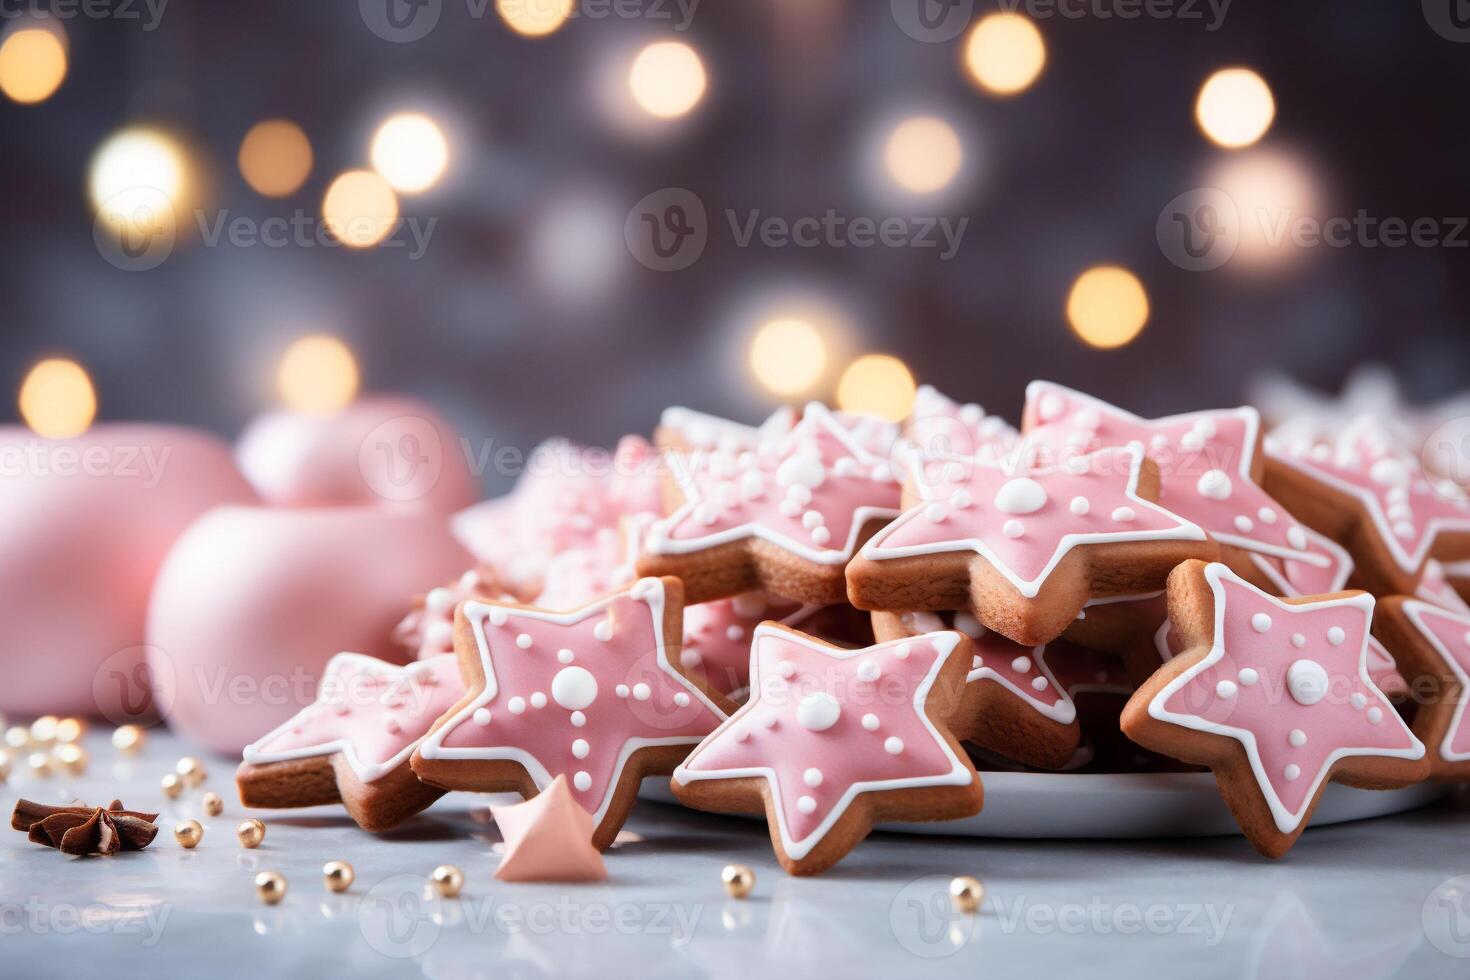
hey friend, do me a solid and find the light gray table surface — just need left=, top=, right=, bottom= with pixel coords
left=4, top=728, right=1470, bottom=979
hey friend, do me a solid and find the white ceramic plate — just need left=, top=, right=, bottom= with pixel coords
left=639, top=772, right=1449, bottom=839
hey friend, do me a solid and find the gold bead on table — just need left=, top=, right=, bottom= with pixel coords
left=721, top=864, right=755, bottom=899
left=54, top=743, right=88, bottom=776
left=55, top=717, right=85, bottom=744
left=176, top=756, right=207, bottom=788
left=27, top=751, right=53, bottom=778
left=112, top=725, right=145, bottom=755
left=29, top=716, right=59, bottom=747
left=174, top=820, right=203, bottom=849
left=255, top=871, right=287, bottom=905
left=161, top=773, right=183, bottom=799
left=323, top=861, right=355, bottom=893
left=237, top=818, right=266, bottom=849
left=429, top=865, right=464, bottom=898
left=948, top=875, right=984, bottom=914
left=202, top=791, right=224, bottom=817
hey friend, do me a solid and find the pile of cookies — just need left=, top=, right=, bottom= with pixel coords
left=235, top=381, right=1470, bottom=874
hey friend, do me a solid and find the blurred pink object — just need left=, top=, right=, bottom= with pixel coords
left=453, top=436, right=663, bottom=598
left=0, top=425, right=256, bottom=719
left=236, top=395, right=477, bottom=513
left=147, top=505, right=472, bottom=754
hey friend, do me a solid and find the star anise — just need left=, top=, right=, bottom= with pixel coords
left=11, top=799, right=160, bottom=856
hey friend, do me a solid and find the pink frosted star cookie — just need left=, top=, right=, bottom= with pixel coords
left=394, top=568, right=507, bottom=661
left=1374, top=597, right=1470, bottom=780
left=671, top=624, right=982, bottom=875
left=638, top=403, right=902, bottom=604
left=237, top=653, right=465, bottom=831
left=846, top=443, right=1216, bottom=645
left=1022, top=381, right=1354, bottom=598
left=870, top=609, right=1080, bottom=769
left=410, top=577, right=729, bottom=848
left=1265, top=418, right=1470, bottom=596
left=1121, top=561, right=1428, bottom=857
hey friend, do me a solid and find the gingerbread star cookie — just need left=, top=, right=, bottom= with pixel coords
left=1265, top=418, right=1470, bottom=596
left=1373, top=597, right=1470, bottom=780
left=847, top=443, right=1216, bottom=645
left=1022, top=381, right=1354, bottom=598
left=638, top=403, right=902, bottom=604
left=671, top=624, right=981, bottom=875
left=238, top=653, right=465, bottom=831
left=1122, top=561, right=1428, bottom=857
left=411, top=577, right=729, bottom=848
left=870, top=609, right=1079, bottom=769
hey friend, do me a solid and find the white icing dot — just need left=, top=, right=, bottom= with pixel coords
left=571, top=738, right=590, bottom=759
left=733, top=727, right=749, bottom=742
left=1394, top=521, right=1415, bottom=540
left=427, top=621, right=454, bottom=650
left=802, top=510, right=824, bottom=529
left=1030, top=676, right=1048, bottom=692
left=1287, top=660, right=1329, bottom=706
left=725, top=625, right=745, bottom=642
left=796, top=692, right=841, bottom=732
left=884, top=737, right=904, bottom=755
left=515, top=633, right=533, bottom=650
left=1326, top=626, right=1346, bottom=646
left=857, top=661, right=882, bottom=682
left=1238, top=668, right=1259, bottom=686
left=1003, top=519, right=1025, bottom=538
left=1038, top=393, right=1065, bottom=422
left=1291, top=633, right=1306, bottom=648
left=1011, top=656, right=1032, bottom=674
left=1112, top=507, right=1136, bottom=523
left=778, top=661, right=796, bottom=678
left=1284, top=764, right=1301, bottom=782
left=1289, top=729, right=1307, bottom=748
left=797, top=795, right=817, bottom=815
left=1350, top=692, right=1367, bottom=710
left=1070, top=496, right=1090, bottom=516
left=570, top=711, right=587, bottom=727
left=1370, top=457, right=1409, bottom=487
left=488, top=608, right=508, bottom=626
left=674, top=692, right=690, bottom=707
left=803, top=768, right=823, bottom=787
left=811, top=526, right=832, bottom=546
left=573, top=771, right=592, bottom=792
left=995, top=478, right=1048, bottom=515
left=1216, top=680, right=1238, bottom=700
left=426, top=587, right=455, bottom=614
left=594, top=619, right=614, bottom=642
left=1180, top=431, right=1205, bottom=452
left=632, top=683, right=652, bottom=701
left=925, top=503, right=947, bottom=523
left=1234, top=515, right=1254, bottom=533
left=615, top=684, right=629, bottom=698
left=508, top=696, right=527, bottom=714
left=557, top=648, right=574, bottom=664
left=861, top=713, right=880, bottom=731
left=695, top=504, right=719, bottom=526
left=473, top=707, right=492, bottom=726
left=895, top=643, right=911, bottom=660
left=1251, top=613, right=1272, bottom=633
left=778, top=499, right=801, bottom=518
left=551, top=666, right=599, bottom=711
left=530, top=692, right=547, bottom=709
left=1367, top=706, right=1384, bottom=724
left=950, top=489, right=973, bottom=509
left=1257, top=507, right=1277, bottom=524
left=1286, top=526, right=1308, bottom=551
left=1196, top=469, right=1232, bottom=500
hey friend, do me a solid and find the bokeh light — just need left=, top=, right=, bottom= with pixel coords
left=321, top=170, right=400, bottom=248
left=963, top=13, right=1045, bottom=97
left=0, top=27, right=67, bottom=104
left=1066, top=266, right=1149, bottom=349
left=88, top=128, right=189, bottom=240
left=627, top=41, right=707, bottom=119
left=749, top=319, right=827, bottom=396
left=1204, top=149, right=1320, bottom=270
left=19, top=359, right=97, bottom=438
left=1195, top=68, right=1275, bottom=149
left=238, top=119, right=313, bottom=197
left=370, top=113, right=449, bottom=193
left=837, top=354, right=917, bottom=421
left=884, top=116, right=963, bottom=194
left=276, top=335, right=360, bottom=415
left=497, top=0, right=573, bottom=37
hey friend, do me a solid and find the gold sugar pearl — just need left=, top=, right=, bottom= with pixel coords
left=175, top=756, right=207, bottom=788
left=255, top=871, right=287, bottom=905
left=949, top=875, right=984, bottom=914
left=29, top=716, right=59, bottom=746
left=27, top=752, right=53, bottom=778
left=54, top=743, right=88, bottom=776
left=202, top=791, right=224, bottom=817
left=161, top=773, right=183, bottom=799
left=429, top=865, right=464, bottom=898
left=55, top=717, right=85, bottom=744
left=237, top=818, right=266, bottom=849
left=174, top=820, right=203, bottom=849
left=721, top=864, right=755, bottom=899
left=323, top=861, right=355, bottom=893
left=112, top=725, right=145, bottom=755
left=5, top=726, right=31, bottom=751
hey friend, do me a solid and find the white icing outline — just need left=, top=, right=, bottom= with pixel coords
left=417, top=578, right=727, bottom=827
left=861, top=442, right=1207, bottom=598
left=903, top=612, right=1076, bottom=724
left=1399, top=599, right=1470, bottom=763
left=659, top=405, right=797, bottom=451
left=1025, top=381, right=1353, bottom=595
left=242, top=652, right=458, bottom=784
left=647, top=402, right=901, bottom=566
left=672, top=626, right=974, bottom=860
left=1146, top=563, right=1424, bottom=834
